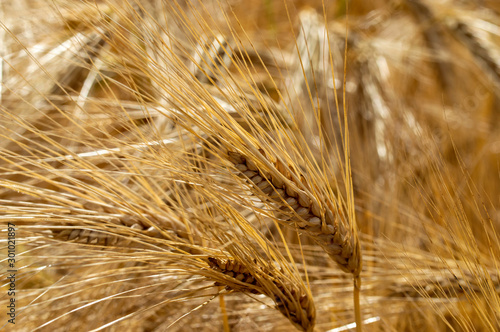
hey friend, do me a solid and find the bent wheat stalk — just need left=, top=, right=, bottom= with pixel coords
left=140, top=4, right=365, bottom=327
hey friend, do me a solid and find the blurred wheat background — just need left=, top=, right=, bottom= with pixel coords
left=1, top=0, right=499, bottom=331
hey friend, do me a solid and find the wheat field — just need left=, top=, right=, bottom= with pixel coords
left=1, top=0, right=499, bottom=331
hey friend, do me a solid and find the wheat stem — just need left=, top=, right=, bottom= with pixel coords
left=218, top=287, right=231, bottom=332
left=354, top=275, right=362, bottom=332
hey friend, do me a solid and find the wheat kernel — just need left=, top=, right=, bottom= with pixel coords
left=306, top=216, right=321, bottom=227
left=311, top=201, right=322, bottom=217
left=297, top=191, right=310, bottom=207
left=228, top=152, right=245, bottom=164
left=325, top=209, right=335, bottom=225
left=285, top=184, right=298, bottom=198
left=247, top=159, right=258, bottom=171
left=243, top=170, right=257, bottom=178
left=272, top=175, right=285, bottom=188
left=131, top=223, right=143, bottom=230
left=68, top=229, right=80, bottom=240
left=296, top=207, right=309, bottom=217
left=235, top=163, right=248, bottom=172
left=251, top=175, right=263, bottom=183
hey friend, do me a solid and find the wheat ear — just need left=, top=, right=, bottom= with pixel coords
left=207, top=256, right=316, bottom=332
left=51, top=212, right=199, bottom=247
left=449, top=20, right=500, bottom=90
left=225, top=149, right=361, bottom=277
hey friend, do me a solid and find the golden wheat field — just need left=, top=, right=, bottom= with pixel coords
left=1, top=0, right=499, bottom=331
